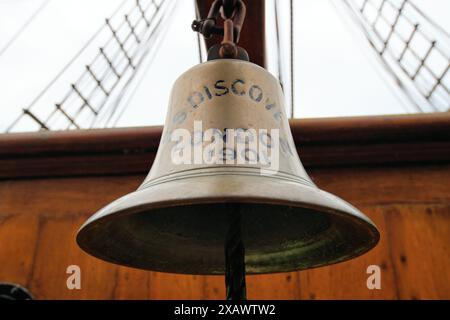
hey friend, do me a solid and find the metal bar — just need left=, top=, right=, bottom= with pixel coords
left=196, top=0, right=266, bottom=68
left=225, top=204, right=246, bottom=300
left=99, top=47, right=121, bottom=78
left=371, top=0, right=386, bottom=28
left=71, top=84, right=98, bottom=115
left=137, top=0, right=153, bottom=26
left=22, top=109, right=49, bottom=130
left=397, top=23, right=418, bottom=62
left=55, top=104, right=81, bottom=129
left=86, top=65, right=110, bottom=96
left=427, top=64, right=450, bottom=99
left=412, top=41, right=435, bottom=80
left=380, top=0, right=406, bottom=55
left=105, top=18, right=136, bottom=69
left=125, top=14, right=141, bottom=43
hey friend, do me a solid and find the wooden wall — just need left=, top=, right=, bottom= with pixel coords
left=0, top=114, right=449, bottom=299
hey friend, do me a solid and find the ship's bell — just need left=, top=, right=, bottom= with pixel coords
left=77, top=59, right=379, bottom=274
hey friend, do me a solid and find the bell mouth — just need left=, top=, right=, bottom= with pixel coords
left=77, top=175, right=379, bottom=275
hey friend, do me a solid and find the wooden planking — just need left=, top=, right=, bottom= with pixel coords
left=247, top=272, right=301, bottom=300
left=0, top=214, right=39, bottom=289
left=202, top=275, right=226, bottom=299
left=27, top=216, right=118, bottom=299
left=2, top=114, right=450, bottom=179
left=148, top=273, right=206, bottom=300
left=2, top=165, right=449, bottom=219
left=296, top=206, right=398, bottom=300
left=308, top=165, right=450, bottom=207
left=385, top=205, right=450, bottom=299
left=0, top=163, right=449, bottom=299
left=0, top=175, right=142, bottom=218
left=2, top=114, right=448, bottom=158
left=0, top=203, right=447, bottom=299
left=114, top=266, right=149, bottom=300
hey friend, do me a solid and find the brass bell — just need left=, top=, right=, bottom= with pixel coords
left=77, top=59, right=379, bottom=275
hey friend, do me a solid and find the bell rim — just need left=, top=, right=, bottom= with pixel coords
left=77, top=176, right=380, bottom=275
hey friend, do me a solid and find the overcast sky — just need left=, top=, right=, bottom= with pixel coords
left=0, top=0, right=449, bottom=132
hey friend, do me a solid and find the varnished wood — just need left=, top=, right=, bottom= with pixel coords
left=1, top=114, right=449, bottom=299
left=1, top=114, right=450, bottom=179
left=0, top=164, right=449, bottom=299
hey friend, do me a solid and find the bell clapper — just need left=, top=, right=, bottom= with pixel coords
left=225, top=204, right=247, bottom=300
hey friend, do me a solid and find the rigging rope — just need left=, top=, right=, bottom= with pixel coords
left=6, top=0, right=171, bottom=132
left=274, top=0, right=283, bottom=90
left=6, top=0, right=130, bottom=132
left=91, top=0, right=161, bottom=127
left=105, top=0, right=176, bottom=127
left=337, top=0, right=450, bottom=113
left=0, top=0, right=51, bottom=59
left=290, top=0, right=295, bottom=118
left=273, top=0, right=295, bottom=118
left=194, top=0, right=204, bottom=64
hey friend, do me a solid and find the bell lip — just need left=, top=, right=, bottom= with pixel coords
left=77, top=185, right=380, bottom=275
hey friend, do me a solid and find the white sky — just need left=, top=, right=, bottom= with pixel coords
left=0, top=0, right=449, bottom=131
